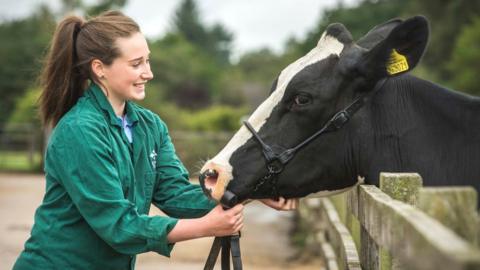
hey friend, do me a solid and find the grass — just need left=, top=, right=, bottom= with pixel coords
left=0, top=151, right=43, bottom=172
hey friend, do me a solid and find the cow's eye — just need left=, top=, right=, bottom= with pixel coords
left=294, top=94, right=312, bottom=106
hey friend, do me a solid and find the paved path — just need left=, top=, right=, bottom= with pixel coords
left=0, top=173, right=324, bottom=269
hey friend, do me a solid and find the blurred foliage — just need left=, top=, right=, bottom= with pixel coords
left=171, top=131, right=232, bottom=176
left=139, top=100, right=247, bottom=132
left=230, top=45, right=302, bottom=108
left=449, top=15, right=480, bottom=95
left=135, top=101, right=245, bottom=173
left=0, top=150, right=43, bottom=172
left=146, top=32, right=246, bottom=110
left=301, top=0, right=406, bottom=52
left=148, top=33, right=221, bottom=109
left=0, top=6, right=54, bottom=126
left=6, top=87, right=41, bottom=129
left=409, top=0, right=480, bottom=81
left=61, top=0, right=128, bottom=15
left=172, top=0, right=233, bottom=66
left=183, top=106, right=248, bottom=132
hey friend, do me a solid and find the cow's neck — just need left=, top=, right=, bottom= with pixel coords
left=355, top=74, right=480, bottom=188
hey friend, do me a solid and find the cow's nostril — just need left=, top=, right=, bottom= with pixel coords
left=199, top=168, right=220, bottom=198
left=205, top=169, right=219, bottom=178
left=204, top=169, right=219, bottom=190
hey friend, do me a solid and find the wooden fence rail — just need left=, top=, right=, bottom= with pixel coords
left=298, top=173, right=480, bottom=270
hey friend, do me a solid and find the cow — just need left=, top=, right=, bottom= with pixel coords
left=199, top=16, right=480, bottom=207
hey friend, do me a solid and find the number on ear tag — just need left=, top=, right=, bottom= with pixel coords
left=386, top=49, right=409, bottom=75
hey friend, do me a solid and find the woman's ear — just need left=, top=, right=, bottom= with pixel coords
left=357, top=15, right=429, bottom=80
left=91, top=59, right=106, bottom=80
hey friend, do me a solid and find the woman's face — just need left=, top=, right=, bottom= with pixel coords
left=102, top=32, right=153, bottom=103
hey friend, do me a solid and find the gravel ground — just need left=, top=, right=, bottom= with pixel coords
left=0, top=173, right=324, bottom=269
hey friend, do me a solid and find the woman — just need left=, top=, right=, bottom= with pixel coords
left=14, top=10, right=297, bottom=270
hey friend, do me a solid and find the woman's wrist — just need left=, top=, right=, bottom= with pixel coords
left=167, top=217, right=210, bottom=243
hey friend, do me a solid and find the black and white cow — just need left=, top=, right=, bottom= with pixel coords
left=200, top=16, right=480, bottom=205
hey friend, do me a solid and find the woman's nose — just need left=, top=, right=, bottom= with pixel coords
left=142, top=66, right=154, bottom=81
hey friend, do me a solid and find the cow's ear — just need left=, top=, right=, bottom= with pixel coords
left=357, top=18, right=403, bottom=50
left=358, top=16, right=429, bottom=79
left=323, top=23, right=353, bottom=45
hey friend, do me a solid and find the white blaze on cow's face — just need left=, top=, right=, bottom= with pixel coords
left=200, top=32, right=344, bottom=201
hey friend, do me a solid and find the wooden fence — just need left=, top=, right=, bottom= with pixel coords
left=298, top=173, right=480, bottom=270
left=0, top=123, right=43, bottom=170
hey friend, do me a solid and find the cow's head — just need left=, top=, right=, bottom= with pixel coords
left=200, top=16, right=429, bottom=203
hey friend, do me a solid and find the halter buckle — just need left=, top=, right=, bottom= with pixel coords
left=331, top=111, right=350, bottom=129
left=267, top=160, right=284, bottom=174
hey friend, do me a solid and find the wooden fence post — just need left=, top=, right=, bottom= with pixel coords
left=379, top=172, right=423, bottom=270
left=379, top=172, right=423, bottom=206
left=360, top=224, right=379, bottom=270
left=348, top=182, right=381, bottom=270
left=418, top=187, right=479, bottom=247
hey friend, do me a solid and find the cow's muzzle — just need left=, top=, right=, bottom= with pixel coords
left=199, top=162, right=235, bottom=206
left=199, top=168, right=218, bottom=198
left=199, top=168, right=238, bottom=208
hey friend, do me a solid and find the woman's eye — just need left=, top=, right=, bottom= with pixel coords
left=294, top=95, right=311, bottom=106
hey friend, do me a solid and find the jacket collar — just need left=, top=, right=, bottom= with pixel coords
left=87, top=83, right=139, bottom=127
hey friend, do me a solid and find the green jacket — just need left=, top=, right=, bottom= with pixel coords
left=14, top=84, right=216, bottom=270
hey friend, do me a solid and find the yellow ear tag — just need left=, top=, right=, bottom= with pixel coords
left=386, top=49, right=409, bottom=75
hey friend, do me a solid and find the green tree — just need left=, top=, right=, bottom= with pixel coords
left=300, top=0, right=407, bottom=54
left=61, top=0, right=128, bottom=16
left=449, top=15, right=480, bottom=95
left=86, top=0, right=128, bottom=15
left=172, top=0, right=233, bottom=65
left=0, top=6, right=55, bottom=126
left=6, top=87, right=41, bottom=128
left=408, top=0, right=480, bottom=80
left=146, top=33, right=221, bottom=109
left=232, top=45, right=303, bottom=108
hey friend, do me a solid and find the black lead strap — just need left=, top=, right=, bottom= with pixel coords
left=203, top=190, right=243, bottom=270
left=203, top=234, right=242, bottom=270
left=203, top=237, right=222, bottom=269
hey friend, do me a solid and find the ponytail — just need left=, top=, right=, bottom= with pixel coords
left=39, top=11, right=140, bottom=127
left=39, top=16, right=85, bottom=127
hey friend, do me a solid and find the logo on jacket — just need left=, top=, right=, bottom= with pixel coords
left=149, top=150, right=157, bottom=168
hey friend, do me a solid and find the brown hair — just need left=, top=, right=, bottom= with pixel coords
left=39, top=10, right=140, bottom=127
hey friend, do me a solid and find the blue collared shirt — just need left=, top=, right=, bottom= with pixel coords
left=118, top=115, right=133, bottom=143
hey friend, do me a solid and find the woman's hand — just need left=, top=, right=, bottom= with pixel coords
left=259, top=197, right=299, bottom=211
left=200, top=204, right=244, bottom=237
left=167, top=204, right=244, bottom=243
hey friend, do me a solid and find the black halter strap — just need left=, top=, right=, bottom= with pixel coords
left=243, top=78, right=388, bottom=195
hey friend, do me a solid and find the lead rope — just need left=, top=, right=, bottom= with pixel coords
left=201, top=188, right=243, bottom=270
left=203, top=225, right=242, bottom=270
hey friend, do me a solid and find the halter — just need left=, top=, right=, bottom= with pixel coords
left=200, top=78, right=387, bottom=270
left=243, top=78, right=388, bottom=198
